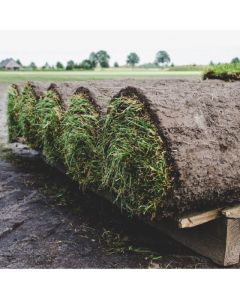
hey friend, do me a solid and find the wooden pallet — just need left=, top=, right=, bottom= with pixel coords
left=155, top=205, right=240, bottom=266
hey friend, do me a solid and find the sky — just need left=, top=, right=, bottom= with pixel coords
left=0, top=30, right=240, bottom=67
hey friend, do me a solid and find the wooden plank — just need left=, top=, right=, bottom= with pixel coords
left=222, top=204, right=240, bottom=219
left=154, top=218, right=240, bottom=266
left=224, top=219, right=240, bottom=265
left=178, top=208, right=222, bottom=228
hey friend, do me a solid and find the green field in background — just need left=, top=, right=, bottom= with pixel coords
left=0, top=69, right=202, bottom=82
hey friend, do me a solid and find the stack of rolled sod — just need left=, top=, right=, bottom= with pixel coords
left=7, top=79, right=240, bottom=220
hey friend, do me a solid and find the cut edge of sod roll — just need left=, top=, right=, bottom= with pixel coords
left=57, top=86, right=101, bottom=189
left=100, top=86, right=175, bottom=220
left=35, top=87, right=63, bottom=165
left=7, top=81, right=50, bottom=147
left=7, top=83, right=22, bottom=142
left=37, top=83, right=102, bottom=189
left=7, top=82, right=111, bottom=190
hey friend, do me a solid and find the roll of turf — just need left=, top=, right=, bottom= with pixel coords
left=47, top=83, right=103, bottom=186
left=9, top=81, right=126, bottom=186
left=101, top=80, right=240, bottom=219
left=8, top=79, right=240, bottom=220
left=7, top=83, right=24, bottom=142
left=7, top=81, right=51, bottom=147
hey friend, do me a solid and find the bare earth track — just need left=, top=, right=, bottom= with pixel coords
left=0, top=82, right=234, bottom=268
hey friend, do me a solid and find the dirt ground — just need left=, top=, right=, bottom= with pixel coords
left=0, top=82, right=228, bottom=268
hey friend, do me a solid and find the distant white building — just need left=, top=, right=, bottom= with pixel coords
left=0, top=58, right=21, bottom=70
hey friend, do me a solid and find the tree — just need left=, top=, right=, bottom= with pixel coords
left=80, top=59, right=94, bottom=70
left=155, top=50, right=171, bottom=66
left=209, top=60, right=214, bottom=66
left=66, top=60, right=75, bottom=70
left=89, top=52, right=98, bottom=68
left=127, top=52, right=140, bottom=67
left=42, top=62, right=50, bottom=70
left=29, top=62, right=37, bottom=70
left=16, top=59, right=22, bottom=66
left=96, top=50, right=110, bottom=68
left=231, top=57, right=240, bottom=64
left=74, top=62, right=80, bottom=69
left=114, top=62, right=119, bottom=68
left=56, top=62, right=64, bottom=69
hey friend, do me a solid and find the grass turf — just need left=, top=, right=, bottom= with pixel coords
left=18, top=83, right=42, bottom=148
left=35, top=90, right=63, bottom=165
left=100, top=96, right=171, bottom=219
left=203, top=63, right=240, bottom=81
left=7, top=85, right=22, bottom=142
left=7, top=83, right=40, bottom=147
left=7, top=85, right=102, bottom=188
left=0, top=70, right=201, bottom=83
left=8, top=85, right=172, bottom=219
left=59, top=94, right=101, bottom=188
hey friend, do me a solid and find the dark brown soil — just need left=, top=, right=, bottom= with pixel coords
left=0, top=145, right=215, bottom=268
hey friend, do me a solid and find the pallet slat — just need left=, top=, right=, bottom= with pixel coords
left=178, top=208, right=222, bottom=228
left=222, top=205, right=240, bottom=219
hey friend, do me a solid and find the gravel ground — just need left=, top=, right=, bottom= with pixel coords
left=0, top=82, right=224, bottom=268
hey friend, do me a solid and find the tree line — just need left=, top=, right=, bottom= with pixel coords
left=15, top=50, right=171, bottom=70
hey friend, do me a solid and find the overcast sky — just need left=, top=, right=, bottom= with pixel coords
left=1, top=30, right=240, bottom=67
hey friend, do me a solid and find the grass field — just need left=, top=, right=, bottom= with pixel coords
left=0, top=69, right=201, bottom=83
